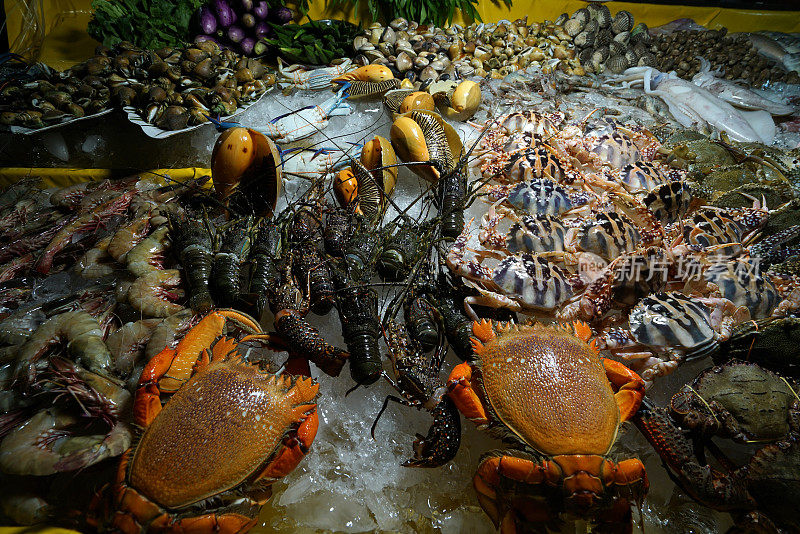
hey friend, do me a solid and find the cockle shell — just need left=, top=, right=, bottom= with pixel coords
left=614, top=31, right=631, bottom=46
left=612, top=11, right=634, bottom=34
left=596, top=29, right=613, bottom=47
left=564, top=18, right=585, bottom=37
left=573, top=31, right=596, bottom=49
left=588, top=3, right=612, bottom=28
left=609, top=41, right=625, bottom=56
left=607, top=54, right=630, bottom=74
left=631, top=23, right=651, bottom=44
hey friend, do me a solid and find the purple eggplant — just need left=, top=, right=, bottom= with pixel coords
left=196, top=6, right=218, bottom=35
left=240, top=37, right=256, bottom=55
left=272, top=6, right=293, bottom=24
left=240, top=0, right=253, bottom=12
left=228, top=25, right=245, bottom=43
left=213, top=0, right=234, bottom=28
left=241, top=13, right=256, bottom=28
left=254, top=21, right=270, bottom=38
left=253, top=1, right=268, bottom=20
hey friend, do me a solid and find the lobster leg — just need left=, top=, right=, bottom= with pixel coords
left=403, top=395, right=461, bottom=468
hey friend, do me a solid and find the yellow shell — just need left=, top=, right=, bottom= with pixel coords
left=332, top=64, right=393, bottom=83
left=399, top=92, right=435, bottom=115
left=443, top=80, right=481, bottom=122
left=361, top=135, right=398, bottom=198
left=211, top=127, right=257, bottom=201
left=211, top=127, right=281, bottom=215
left=334, top=168, right=358, bottom=207
left=390, top=110, right=463, bottom=183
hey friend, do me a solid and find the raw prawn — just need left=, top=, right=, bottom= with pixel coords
left=36, top=191, right=134, bottom=274
left=126, top=269, right=185, bottom=318
left=107, top=215, right=151, bottom=262
left=15, top=310, right=112, bottom=385
left=144, top=309, right=194, bottom=360
left=0, top=253, right=34, bottom=283
left=126, top=226, right=169, bottom=277
left=106, top=318, right=162, bottom=375
left=76, top=235, right=114, bottom=279
left=0, top=408, right=131, bottom=476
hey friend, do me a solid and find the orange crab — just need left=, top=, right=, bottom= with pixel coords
left=448, top=320, right=647, bottom=532
left=98, top=309, right=319, bottom=533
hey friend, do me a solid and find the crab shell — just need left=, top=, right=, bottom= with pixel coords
left=390, top=110, right=463, bottom=183
left=429, top=80, right=481, bottom=122
left=211, top=127, right=281, bottom=215
left=464, top=322, right=623, bottom=455
left=332, top=64, right=393, bottom=83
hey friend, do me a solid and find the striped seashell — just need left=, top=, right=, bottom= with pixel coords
left=637, top=53, right=656, bottom=67
left=612, top=11, right=634, bottom=34
left=625, top=49, right=639, bottom=65
left=555, top=13, right=569, bottom=26
left=633, top=43, right=649, bottom=58
left=578, top=47, right=593, bottom=65
left=607, top=54, right=630, bottom=74
left=383, top=89, right=415, bottom=113
left=573, top=30, right=596, bottom=49
left=584, top=19, right=599, bottom=35
left=564, top=18, right=585, bottom=37
left=590, top=3, right=612, bottom=28
left=613, top=31, right=631, bottom=46
left=572, top=8, right=590, bottom=25
left=592, top=47, right=609, bottom=65
left=346, top=78, right=401, bottom=99
left=596, top=28, right=613, bottom=47
left=609, top=40, right=625, bottom=56
left=631, top=22, right=651, bottom=44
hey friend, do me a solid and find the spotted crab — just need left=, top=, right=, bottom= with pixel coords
left=95, top=309, right=319, bottom=533
left=634, top=361, right=800, bottom=532
left=446, top=319, right=648, bottom=532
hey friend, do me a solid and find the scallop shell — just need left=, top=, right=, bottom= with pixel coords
left=612, top=11, right=634, bottom=34
left=609, top=41, right=625, bottom=56
left=564, top=18, right=585, bottom=37
left=596, top=29, right=613, bottom=47
left=607, top=54, right=630, bottom=74
left=572, top=8, right=590, bottom=25
left=574, top=30, right=596, bottom=48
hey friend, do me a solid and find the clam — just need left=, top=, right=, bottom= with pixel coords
left=573, top=30, right=596, bottom=49
left=381, top=26, right=397, bottom=45
left=614, top=31, right=631, bottom=46
left=607, top=54, right=630, bottom=74
left=396, top=52, right=414, bottom=72
left=612, top=11, right=634, bottom=34
left=564, top=18, right=585, bottom=37
left=419, top=66, right=438, bottom=82
left=389, top=17, right=408, bottom=31
left=414, top=56, right=430, bottom=69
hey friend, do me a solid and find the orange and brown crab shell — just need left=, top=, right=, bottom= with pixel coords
left=101, top=310, right=320, bottom=534
left=447, top=320, right=647, bottom=530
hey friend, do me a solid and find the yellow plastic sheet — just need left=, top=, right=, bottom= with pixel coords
left=5, top=0, right=800, bottom=69
left=0, top=166, right=212, bottom=189
left=0, top=528, right=79, bottom=534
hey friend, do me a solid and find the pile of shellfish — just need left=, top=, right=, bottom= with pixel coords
left=653, top=29, right=800, bottom=85
left=1, top=39, right=275, bottom=131
left=564, top=4, right=656, bottom=75
left=353, top=16, right=581, bottom=87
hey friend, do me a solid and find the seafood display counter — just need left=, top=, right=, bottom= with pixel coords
left=2, top=1, right=800, bottom=533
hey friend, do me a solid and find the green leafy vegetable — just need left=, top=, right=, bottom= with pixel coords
left=88, top=0, right=206, bottom=49
left=261, top=19, right=360, bottom=65
left=329, top=0, right=512, bottom=27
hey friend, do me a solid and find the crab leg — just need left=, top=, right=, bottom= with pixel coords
left=602, top=358, right=645, bottom=422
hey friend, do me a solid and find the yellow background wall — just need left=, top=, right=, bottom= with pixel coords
left=4, top=0, right=800, bottom=70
